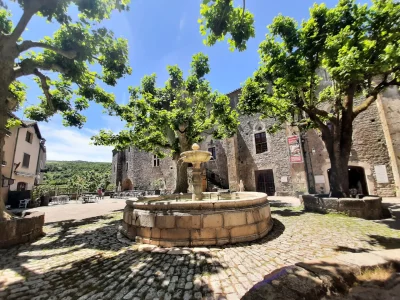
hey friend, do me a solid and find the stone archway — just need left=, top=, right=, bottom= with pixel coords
left=122, top=178, right=133, bottom=191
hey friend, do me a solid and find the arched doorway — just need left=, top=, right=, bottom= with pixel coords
left=122, top=178, right=133, bottom=191
left=327, top=166, right=368, bottom=195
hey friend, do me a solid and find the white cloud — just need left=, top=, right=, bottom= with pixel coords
left=39, top=122, right=114, bottom=162
left=179, top=14, right=186, bottom=31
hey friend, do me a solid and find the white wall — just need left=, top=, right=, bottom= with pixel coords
left=9, top=127, right=41, bottom=191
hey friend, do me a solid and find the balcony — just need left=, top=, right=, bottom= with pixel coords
left=1, top=161, right=6, bottom=166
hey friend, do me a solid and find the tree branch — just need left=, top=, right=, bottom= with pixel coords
left=14, top=58, right=67, bottom=78
left=18, top=41, right=78, bottom=59
left=353, top=78, right=399, bottom=117
left=9, top=7, right=37, bottom=44
left=33, top=68, right=54, bottom=111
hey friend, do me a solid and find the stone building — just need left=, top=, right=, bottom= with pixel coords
left=111, top=87, right=400, bottom=197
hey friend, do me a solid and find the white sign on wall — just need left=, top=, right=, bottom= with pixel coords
left=281, top=176, right=288, bottom=183
left=314, top=175, right=325, bottom=184
left=374, top=165, right=389, bottom=183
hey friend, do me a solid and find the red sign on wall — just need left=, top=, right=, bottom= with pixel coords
left=288, top=135, right=303, bottom=163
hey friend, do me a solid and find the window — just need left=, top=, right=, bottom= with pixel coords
left=208, top=147, right=216, bottom=160
left=153, top=155, right=160, bottom=167
left=25, top=131, right=33, bottom=143
left=126, top=162, right=128, bottom=170
left=254, top=132, right=268, bottom=154
left=17, top=182, right=27, bottom=191
left=22, top=153, right=30, bottom=168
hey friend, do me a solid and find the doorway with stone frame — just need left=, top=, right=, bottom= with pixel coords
left=255, top=169, right=276, bottom=196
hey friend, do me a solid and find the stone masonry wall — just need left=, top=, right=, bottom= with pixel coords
left=200, top=137, right=229, bottom=188
left=111, top=86, right=399, bottom=197
left=306, top=98, right=396, bottom=196
left=235, top=115, right=296, bottom=196
left=379, top=87, right=400, bottom=195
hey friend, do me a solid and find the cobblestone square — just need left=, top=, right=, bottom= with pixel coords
left=1, top=207, right=399, bottom=299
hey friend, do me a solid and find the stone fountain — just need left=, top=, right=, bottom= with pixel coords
left=120, top=144, right=273, bottom=247
left=180, top=143, right=212, bottom=201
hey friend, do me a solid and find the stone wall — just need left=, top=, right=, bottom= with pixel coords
left=0, top=212, right=44, bottom=248
left=111, top=87, right=399, bottom=197
left=234, top=115, right=297, bottom=196
left=378, top=87, right=400, bottom=196
left=306, top=98, right=396, bottom=197
left=303, top=195, right=382, bottom=219
left=200, top=137, right=229, bottom=188
left=112, top=148, right=176, bottom=191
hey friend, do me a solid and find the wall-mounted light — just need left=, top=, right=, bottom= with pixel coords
left=311, top=148, right=316, bottom=155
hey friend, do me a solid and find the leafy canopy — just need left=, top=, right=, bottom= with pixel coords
left=92, top=53, right=238, bottom=157
left=199, top=0, right=255, bottom=51
left=1, top=0, right=132, bottom=128
left=239, top=0, right=400, bottom=133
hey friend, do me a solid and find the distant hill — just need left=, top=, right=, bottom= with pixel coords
left=43, top=161, right=111, bottom=186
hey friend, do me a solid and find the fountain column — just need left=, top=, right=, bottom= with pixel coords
left=192, top=162, right=203, bottom=201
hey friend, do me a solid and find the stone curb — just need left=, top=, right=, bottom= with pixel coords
left=242, top=249, right=400, bottom=299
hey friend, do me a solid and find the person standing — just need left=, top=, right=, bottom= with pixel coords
left=97, top=187, right=102, bottom=199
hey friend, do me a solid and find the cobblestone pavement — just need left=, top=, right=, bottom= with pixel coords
left=23, top=197, right=126, bottom=223
left=1, top=207, right=399, bottom=300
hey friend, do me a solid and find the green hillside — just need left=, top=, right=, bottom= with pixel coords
left=43, top=161, right=111, bottom=186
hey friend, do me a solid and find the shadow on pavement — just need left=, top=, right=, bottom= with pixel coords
left=0, top=214, right=224, bottom=299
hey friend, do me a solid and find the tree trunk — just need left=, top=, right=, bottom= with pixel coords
left=321, top=119, right=353, bottom=197
left=173, top=154, right=188, bottom=193
left=327, top=153, right=350, bottom=198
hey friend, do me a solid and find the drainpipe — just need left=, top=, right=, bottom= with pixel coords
left=35, top=140, right=43, bottom=185
left=300, top=131, right=316, bottom=194
left=9, top=127, right=20, bottom=190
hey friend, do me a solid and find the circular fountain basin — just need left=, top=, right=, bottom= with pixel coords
left=120, top=192, right=273, bottom=247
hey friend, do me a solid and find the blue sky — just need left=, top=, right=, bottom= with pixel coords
left=10, top=0, right=354, bottom=162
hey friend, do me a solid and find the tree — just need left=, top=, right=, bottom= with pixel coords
left=93, top=53, right=238, bottom=193
left=238, top=0, right=400, bottom=196
left=0, top=0, right=132, bottom=219
left=199, top=0, right=255, bottom=51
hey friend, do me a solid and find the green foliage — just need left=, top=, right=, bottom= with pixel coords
left=43, top=161, right=111, bottom=192
left=5, top=118, right=22, bottom=129
left=0, top=8, right=11, bottom=34
left=32, top=184, right=51, bottom=200
left=199, top=0, right=255, bottom=51
left=93, top=53, right=239, bottom=158
left=239, top=0, right=400, bottom=132
left=2, top=0, right=132, bottom=128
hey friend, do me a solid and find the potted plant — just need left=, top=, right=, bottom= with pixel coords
left=34, top=185, right=51, bottom=206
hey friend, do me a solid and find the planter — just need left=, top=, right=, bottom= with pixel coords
left=0, top=211, right=45, bottom=248
left=303, top=194, right=382, bottom=219
left=40, top=195, right=50, bottom=206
